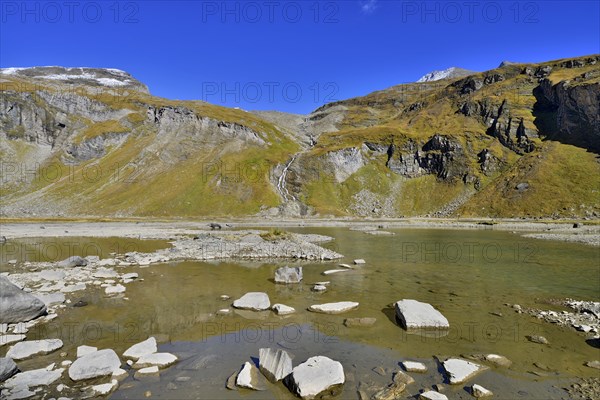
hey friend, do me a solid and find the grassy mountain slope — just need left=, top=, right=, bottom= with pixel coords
left=0, top=55, right=598, bottom=219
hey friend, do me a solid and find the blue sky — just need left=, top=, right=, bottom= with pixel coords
left=1, top=0, right=599, bottom=113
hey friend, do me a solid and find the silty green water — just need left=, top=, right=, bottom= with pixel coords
left=1, top=228, right=598, bottom=399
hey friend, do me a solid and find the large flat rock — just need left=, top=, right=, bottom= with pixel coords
left=285, top=356, right=345, bottom=400
left=6, top=339, right=63, bottom=360
left=233, top=292, right=271, bottom=311
left=308, top=302, right=359, bottom=314
left=395, top=300, right=449, bottom=330
left=0, top=276, right=47, bottom=324
left=69, top=349, right=121, bottom=381
left=133, top=352, right=178, bottom=369
left=442, top=358, right=488, bottom=384
left=3, top=367, right=63, bottom=389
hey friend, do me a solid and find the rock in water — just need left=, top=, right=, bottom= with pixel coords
left=343, top=317, right=376, bottom=327
left=3, top=367, right=63, bottom=389
left=394, top=299, right=449, bottom=330
left=69, top=349, right=121, bottom=381
left=133, top=353, right=178, bottom=369
left=236, top=361, right=267, bottom=390
left=0, top=276, right=47, bottom=323
left=419, top=391, right=448, bottom=400
left=0, top=357, right=19, bottom=382
left=526, top=335, right=549, bottom=345
left=372, top=382, right=406, bottom=400
left=401, top=361, right=427, bottom=373
left=0, top=334, right=26, bottom=346
left=274, top=266, right=303, bottom=284
left=393, top=370, right=415, bottom=385
left=472, top=384, right=494, bottom=397
left=585, top=360, right=600, bottom=369
left=442, top=358, right=488, bottom=384
left=285, top=356, right=345, bottom=399
left=57, top=256, right=88, bottom=268
left=7, top=339, right=63, bottom=360
left=272, top=304, right=295, bottom=315
left=77, top=345, right=97, bottom=358
left=123, top=337, right=157, bottom=360
left=232, top=292, right=271, bottom=311
left=308, top=302, right=359, bottom=314
left=259, top=348, right=293, bottom=382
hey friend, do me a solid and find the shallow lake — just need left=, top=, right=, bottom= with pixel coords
left=1, top=228, right=598, bottom=399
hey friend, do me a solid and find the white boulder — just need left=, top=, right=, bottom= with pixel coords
left=68, top=349, right=121, bottom=381
left=285, top=356, right=345, bottom=399
left=233, top=292, right=270, bottom=311
left=259, top=348, right=293, bottom=382
left=395, top=299, right=449, bottom=330
left=442, top=358, right=488, bottom=384
left=6, top=339, right=63, bottom=360
left=123, top=337, right=157, bottom=360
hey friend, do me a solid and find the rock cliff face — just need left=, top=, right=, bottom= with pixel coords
left=1, top=56, right=599, bottom=218
left=534, top=77, right=600, bottom=152
left=386, top=135, right=469, bottom=181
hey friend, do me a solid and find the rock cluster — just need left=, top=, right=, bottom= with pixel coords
left=229, top=350, right=345, bottom=400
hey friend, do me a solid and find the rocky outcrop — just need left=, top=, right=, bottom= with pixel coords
left=64, top=132, right=129, bottom=164
left=533, top=78, right=600, bottom=152
left=486, top=100, right=535, bottom=154
left=326, top=147, right=365, bottom=182
left=477, top=149, right=504, bottom=175
left=146, top=106, right=266, bottom=146
left=386, top=135, right=469, bottom=181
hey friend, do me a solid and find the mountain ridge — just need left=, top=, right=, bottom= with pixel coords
left=0, top=54, right=598, bottom=219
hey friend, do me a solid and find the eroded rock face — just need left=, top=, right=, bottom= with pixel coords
left=0, top=276, right=47, bottom=323
left=386, top=135, right=469, bottom=181
left=285, top=356, right=345, bottom=400
left=534, top=78, right=600, bottom=152
left=326, top=147, right=365, bottom=183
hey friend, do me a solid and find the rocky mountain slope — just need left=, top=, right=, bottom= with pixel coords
left=1, top=56, right=599, bottom=219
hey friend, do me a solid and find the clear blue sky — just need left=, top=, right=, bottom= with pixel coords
left=1, top=0, right=599, bottom=113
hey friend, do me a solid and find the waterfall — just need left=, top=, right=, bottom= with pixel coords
left=277, top=155, right=297, bottom=201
